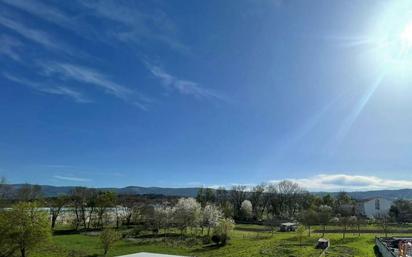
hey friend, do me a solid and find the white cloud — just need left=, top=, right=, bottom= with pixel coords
left=79, top=0, right=188, bottom=53
left=42, top=63, right=131, bottom=98
left=3, top=73, right=91, bottom=103
left=0, top=13, right=58, bottom=49
left=1, top=0, right=98, bottom=42
left=145, top=62, right=225, bottom=100
left=269, top=174, right=412, bottom=192
left=41, top=62, right=151, bottom=109
left=53, top=175, right=91, bottom=182
left=205, top=174, right=412, bottom=192
left=1, top=0, right=74, bottom=28
left=0, top=11, right=85, bottom=58
left=0, top=34, right=22, bottom=61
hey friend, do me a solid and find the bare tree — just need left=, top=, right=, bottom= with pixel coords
left=277, top=180, right=304, bottom=218
left=49, top=195, right=69, bottom=230
left=16, top=184, right=43, bottom=202
left=250, top=184, right=266, bottom=220
left=119, top=196, right=138, bottom=227
left=215, top=187, right=228, bottom=206
left=230, top=185, right=247, bottom=219
left=196, top=188, right=216, bottom=208
left=96, top=191, right=116, bottom=229
left=70, top=187, right=95, bottom=230
left=265, top=183, right=280, bottom=217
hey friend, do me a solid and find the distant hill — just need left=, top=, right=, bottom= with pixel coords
left=9, top=184, right=200, bottom=198
left=7, top=184, right=412, bottom=200
left=348, top=189, right=412, bottom=200
left=314, top=189, right=412, bottom=200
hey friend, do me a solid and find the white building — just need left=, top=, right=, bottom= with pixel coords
left=357, top=198, right=393, bottom=218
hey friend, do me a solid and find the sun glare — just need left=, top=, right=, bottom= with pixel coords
left=372, top=5, right=412, bottom=74
left=400, top=21, right=412, bottom=48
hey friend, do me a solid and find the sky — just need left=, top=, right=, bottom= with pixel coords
left=1, top=0, right=412, bottom=191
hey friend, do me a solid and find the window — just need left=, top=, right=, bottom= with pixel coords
left=375, top=199, right=380, bottom=210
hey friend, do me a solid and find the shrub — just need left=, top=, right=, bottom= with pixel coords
left=67, top=250, right=86, bottom=257
left=100, top=229, right=120, bottom=256
left=202, top=236, right=212, bottom=244
left=211, top=235, right=221, bottom=245
left=131, top=225, right=144, bottom=237
left=220, top=234, right=228, bottom=246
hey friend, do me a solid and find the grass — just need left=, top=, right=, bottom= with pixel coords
left=30, top=224, right=398, bottom=257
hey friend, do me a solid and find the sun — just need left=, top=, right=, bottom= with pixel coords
left=374, top=19, right=412, bottom=73
left=400, top=21, right=412, bottom=48
left=368, top=1, right=412, bottom=74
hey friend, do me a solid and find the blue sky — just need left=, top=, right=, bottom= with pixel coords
left=2, top=0, right=412, bottom=191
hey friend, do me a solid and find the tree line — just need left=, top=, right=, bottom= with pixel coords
left=2, top=177, right=412, bottom=257
left=0, top=178, right=236, bottom=257
left=196, top=181, right=357, bottom=223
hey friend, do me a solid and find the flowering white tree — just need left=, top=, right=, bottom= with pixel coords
left=163, top=206, right=175, bottom=235
left=213, top=217, right=235, bottom=245
left=202, top=204, right=223, bottom=236
left=151, top=205, right=166, bottom=234
left=174, top=198, right=201, bottom=236
left=151, top=205, right=175, bottom=235
left=240, top=200, right=253, bottom=219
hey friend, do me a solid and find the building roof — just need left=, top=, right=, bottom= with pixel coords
left=280, top=222, right=296, bottom=226
left=356, top=197, right=393, bottom=203
left=117, top=253, right=189, bottom=257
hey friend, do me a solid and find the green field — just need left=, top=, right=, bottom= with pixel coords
left=28, top=224, right=395, bottom=257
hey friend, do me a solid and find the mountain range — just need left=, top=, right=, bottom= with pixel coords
left=9, top=184, right=199, bottom=198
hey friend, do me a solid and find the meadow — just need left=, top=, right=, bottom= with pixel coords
left=30, top=224, right=390, bottom=257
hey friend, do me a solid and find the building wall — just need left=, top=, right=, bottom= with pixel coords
left=363, top=198, right=393, bottom=218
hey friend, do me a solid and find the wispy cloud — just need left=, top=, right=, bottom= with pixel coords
left=38, top=164, right=73, bottom=168
left=0, top=13, right=58, bottom=49
left=3, top=73, right=91, bottom=103
left=41, top=62, right=151, bottom=109
left=79, top=0, right=188, bottom=53
left=42, top=63, right=132, bottom=98
left=0, top=11, right=85, bottom=58
left=0, top=34, right=22, bottom=61
left=1, top=0, right=75, bottom=29
left=145, top=62, right=225, bottom=100
left=53, top=175, right=91, bottom=182
left=270, top=174, right=412, bottom=192
left=0, top=0, right=96, bottom=41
